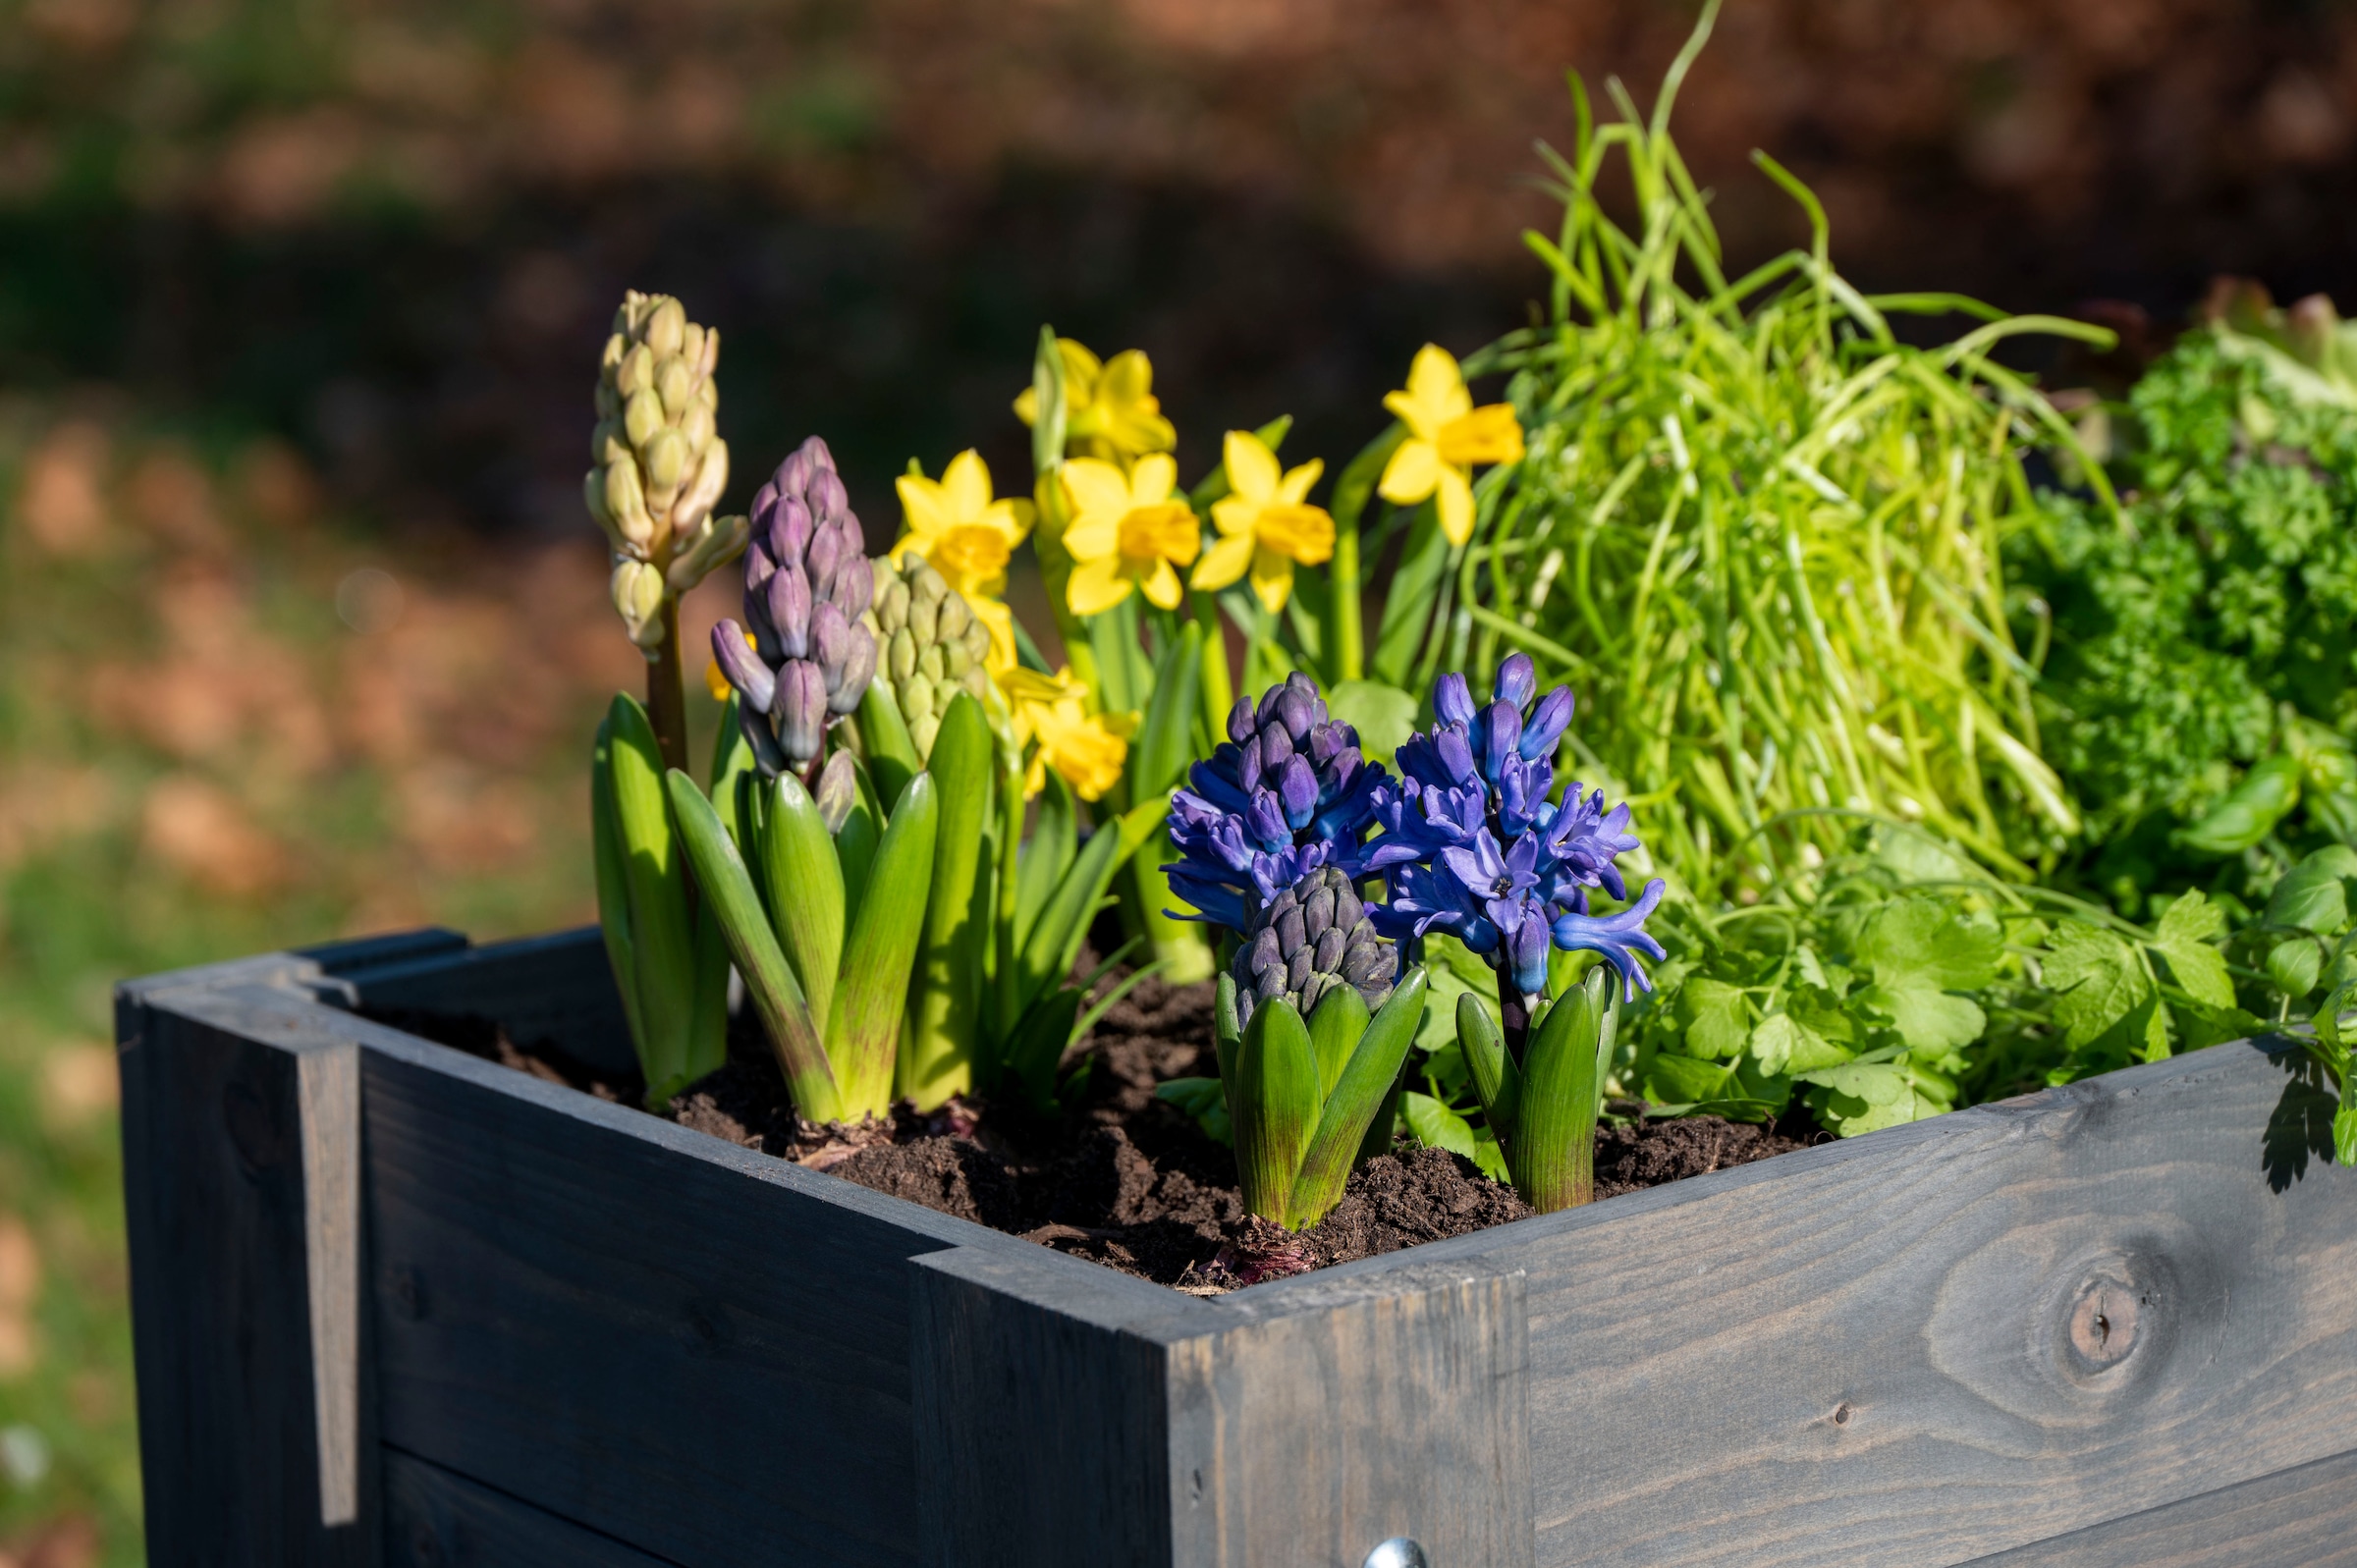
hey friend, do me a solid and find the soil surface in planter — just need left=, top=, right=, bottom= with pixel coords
left=371, top=970, right=1814, bottom=1291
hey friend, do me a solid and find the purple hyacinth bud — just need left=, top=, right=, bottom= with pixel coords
left=830, top=550, right=874, bottom=619
left=1228, top=696, right=1257, bottom=746
left=772, top=446, right=815, bottom=502
left=828, top=627, right=876, bottom=714
left=1522, top=686, right=1574, bottom=759
left=1495, top=652, right=1537, bottom=711
left=769, top=564, right=813, bottom=660
left=1506, top=904, right=1551, bottom=998
left=810, top=600, right=850, bottom=674
left=1483, top=700, right=1522, bottom=782
left=1238, top=734, right=1264, bottom=793
left=1278, top=755, right=1319, bottom=830
left=1435, top=727, right=1478, bottom=785
left=772, top=495, right=813, bottom=566
left=808, top=466, right=849, bottom=524
left=1245, top=790, right=1289, bottom=849
left=711, top=620, right=777, bottom=714
left=1273, top=681, right=1315, bottom=742
left=1435, top=672, right=1476, bottom=729
left=1261, top=719, right=1295, bottom=773
left=806, top=520, right=844, bottom=599
left=744, top=536, right=777, bottom=596
left=777, top=662, right=827, bottom=763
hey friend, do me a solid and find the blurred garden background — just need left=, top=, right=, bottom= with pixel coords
left=8, top=0, right=2357, bottom=1559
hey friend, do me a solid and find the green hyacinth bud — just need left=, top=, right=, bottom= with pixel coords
left=587, top=290, right=743, bottom=654
left=869, top=554, right=995, bottom=762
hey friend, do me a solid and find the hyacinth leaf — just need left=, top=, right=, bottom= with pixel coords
left=904, top=693, right=995, bottom=1110
left=1089, top=596, right=1153, bottom=723
left=680, top=896, right=731, bottom=1102
left=1233, top=998, right=1320, bottom=1225
left=1457, top=991, right=1523, bottom=1144
left=1592, top=969, right=1621, bottom=1123
left=1289, top=967, right=1428, bottom=1228
left=834, top=758, right=884, bottom=933
left=761, top=772, right=848, bottom=1040
left=1213, top=972, right=1243, bottom=1091
left=1355, top=1078, right=1404, bottom=1163
left=858, top=677, right=922, bottom=813
left=1370, top=512, right=1453, bottom=689
left=1305, top=984, right=1371, bottom=1103
left=1514, top=976, right=1604, bottom=1214
left=708, top=694, right=756, bottom=848
left=1003, top=986, right=1081, bottom=1112
left=831, top=772, right=940, bottom=1118
left=1013, top=770, right=1078, bottom=963
left=662, top=769, right=838, bottom=1120
left=589, top=715, right=647, bottom=1066
left=1014, top=799, right=1162, bottom=1018
left=1131, top=621, right=1203, bottom=800
left=607, top=695, right=697, bottom=1093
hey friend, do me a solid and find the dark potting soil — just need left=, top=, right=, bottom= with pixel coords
left=366, top=973, right=1814, bottom=1292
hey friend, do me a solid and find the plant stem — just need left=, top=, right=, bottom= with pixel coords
left=1498, top=981, right=1532, bottom=1067
left=1334, top=514, right=1363, bottom=682
left=646, top=599, right=690, bottom=775
left=1193, top=592, right=1233, bottom=735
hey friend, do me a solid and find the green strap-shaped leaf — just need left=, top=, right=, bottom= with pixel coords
left=708, top=694, right=756, bottom=848
left=1457, top=989, right=1523, bottom=1143
left=1370, top=511, right=1453, bottom=689
left=678, top=896, right=731, bottom=1103
left=663, top=768, right=837, bottom=1120
left=608, top=695, right=696, bottom=1091
left=904, top=694, right=994, bottom=1110
left=1016, top=819, right=1127, bottom=1014
left=1232, top=999, right=1321, bottom=1226
left=761, top=772, right=848, bottom=1040
left=858, top=678, right=922, bottom=813
left=831, top=772, right=939, bottom=1118
left=834, top=757, right=883, bottom=932
left=1305, top=985, right=1371, bottom=1102
left=1514, top=977, right=1603, bottom=1214
left=1289, top=968, right=1429, bottom=1228
left=1131, top=622, right=1203, bottom=800
left=1002, top=987, right=1082, bottom=1113
left=589, top=715, right=647, bottom=1064
left=1213, top=972, right=1243, bottom=1091
left=1000, top=770, right=1073, bottom=1041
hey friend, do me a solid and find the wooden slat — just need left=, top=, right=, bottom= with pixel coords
left=1176, top=1261, right=1534, bottom=1568
left=324, top=926, right=637, bottom=1078
left=383, top=1447, right=682, bottom=1567
left=339, top=1002, right=1071, bottom=1568
left=116, top=978, right=375, bottom=1566
left=1961, top=1445, right=2357, bottom=1566
left=1278, top=1040, right=2357, bottom=1568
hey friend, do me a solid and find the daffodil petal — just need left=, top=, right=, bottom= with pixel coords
left=897, top=474, right=951, bottom=543
left=1061, top=458, right=1132, bottom=519
left=967, top=594, right=1017, bottom=676
left=1406, top=344, right=1474, bottom=424
left=1209, top=495, right=1256, bottom=539
left=1142, top=557, right=1183, bottom=610
left=1436, top=463, right=1477, bottom=548
left=1068, top=555, right=1133, bottom=616
left=1438, top=404, right=1526, bottom=467
left=1129, top=453, right=1179, bottom=505
left=1276, top=458, right=1324, bottom=507
left=1191, top=531, right=1254, bottom=592
left=1062, top=517, right=1121, bottom=563
left=1223, top=430, right=1282, bottom=505
left=1380, top=439, right=1442, bottom=505
left=1382, top=389, right=1440, bottom=442
left=1248, top=549, right=1293, bottom=615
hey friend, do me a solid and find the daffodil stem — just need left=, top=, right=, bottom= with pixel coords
left=1334, top=520, right=1364, bottom=682
left=1192, top=593, right=1233, bottom=732
left=647, top=599, right=690, bottom=776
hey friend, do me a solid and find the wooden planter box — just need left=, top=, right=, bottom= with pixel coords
left=119, top=925, right=2357, bottom=1567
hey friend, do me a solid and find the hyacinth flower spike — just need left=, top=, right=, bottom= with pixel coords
left=1159, top=674, right=1423, bottom=1230
left=1368, top=653, right=1666, bottom=1214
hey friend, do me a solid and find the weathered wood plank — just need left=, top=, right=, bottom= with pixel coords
left=1176, top=1262, right=1534, bottom=1568
left=334, top=1000, right=1085, bottom=1568
left=383, top=1447, right=680, bottom=1568
left=1279, top=1040, right=2357, bottom=1568
left=117, top=979, right=376, bottom=1566
left=1959, top=1445, right=2357, bottom=1566
left=322, top=926, right=636, bottom=1078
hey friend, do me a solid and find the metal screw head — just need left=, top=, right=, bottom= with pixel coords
left=1363, top=1541, right=1429, bottom=1568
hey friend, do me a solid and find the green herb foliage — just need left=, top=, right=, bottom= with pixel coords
left=2016, top=330, right=2357, bottom=913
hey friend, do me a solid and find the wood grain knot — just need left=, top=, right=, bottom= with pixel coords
left=2065, top=1275, right=2144, bottom=1374
left=221, top=1079, right=289, bottom=1175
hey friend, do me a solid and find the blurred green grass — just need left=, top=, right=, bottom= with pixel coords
left=0, top=405, right=661, bottom=1564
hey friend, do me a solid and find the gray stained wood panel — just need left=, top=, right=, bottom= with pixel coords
left=117, top=972, right=377, bottom=1566
left=384, top=1447, right=681, bottom=1568
left=1960, top=1445, right=2357, bottom=1566
left=1274, top=1038, right=2357, bottom=1568
left=320, top=926, right=636, bottom=1077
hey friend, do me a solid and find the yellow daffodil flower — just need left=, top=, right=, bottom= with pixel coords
left=1014, top=339, right=1178, bottom=463
left=1377, top=344, right=1525, bottom=547
left=894, top=449, right=1033, bottom=675
left=1190, top=429, right=1333, bottom=614
left=1059, top=454, right=1199, bottom=615
left=999, top=665, right=1135, bottom=801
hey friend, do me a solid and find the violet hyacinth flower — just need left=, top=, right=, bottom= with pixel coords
left=710, top=437, right=879, bottom=777
left=1164, top=673, right=1389, bottom=935
left=1368, top=653, right=1665, bottom=1001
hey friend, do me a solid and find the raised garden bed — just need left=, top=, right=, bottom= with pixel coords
left=119, top=922, right=2357, bottom=1567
